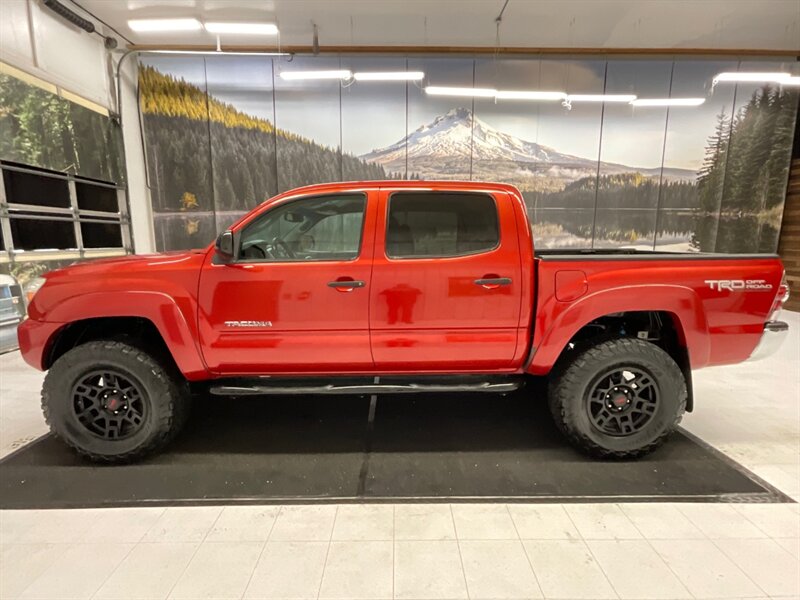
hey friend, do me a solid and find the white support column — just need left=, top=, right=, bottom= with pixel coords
left=117, top=54, right=155, bottom=254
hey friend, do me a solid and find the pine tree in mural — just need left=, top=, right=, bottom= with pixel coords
left=0, top=73, right=124, bottom=182
left=693, top=85, right=797, bottom=252
left=138, top=65, right=390, bottom=243
left=696, top=109, right=731, bottom=214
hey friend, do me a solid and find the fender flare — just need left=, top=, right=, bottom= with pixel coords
left=44, top=290, right=209, bottom=380
left=527, top=284, right=710, bottom=375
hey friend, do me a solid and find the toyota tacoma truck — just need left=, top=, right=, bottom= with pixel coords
left=18, top=181, right=790, bottom=463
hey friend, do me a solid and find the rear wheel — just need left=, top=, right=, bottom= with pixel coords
left=42, top=340, right=189, bottom=463
left=548, top=338, right=686, bottom=459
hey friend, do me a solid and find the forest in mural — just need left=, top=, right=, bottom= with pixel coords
left=0, top=73, right=124, bottom=184
left=138, top=55, right=798, bottom=252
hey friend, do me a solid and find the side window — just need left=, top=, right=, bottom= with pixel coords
left=239, top=194, right=366, bottom=261
left=386, top=192, right=499, bottom=258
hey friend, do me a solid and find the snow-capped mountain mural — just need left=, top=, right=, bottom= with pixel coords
left=361, top=107, right=694, bottom=188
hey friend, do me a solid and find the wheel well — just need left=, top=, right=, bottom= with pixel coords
left=45, top=317, right=177, bottom=373
left=559, top=310, right=694, bottom=411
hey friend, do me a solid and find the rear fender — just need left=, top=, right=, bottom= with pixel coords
left=527, top=284, right=710, bottom=375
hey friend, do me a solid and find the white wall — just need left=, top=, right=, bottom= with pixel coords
left=0, top=0, right=110, bottom=108
left=117, top=54, right=155, bottom=254
left=0, top=0, right=155, bottom=253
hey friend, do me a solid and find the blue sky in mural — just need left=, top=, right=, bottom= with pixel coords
left=142, top=53, right=796, bottom=175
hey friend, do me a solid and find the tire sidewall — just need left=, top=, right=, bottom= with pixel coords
left=559, top=341, right=685, bottom=454
left=45, top=344, right=173, bottom=459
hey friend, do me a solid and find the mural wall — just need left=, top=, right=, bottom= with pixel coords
left=138, top=54, right=799, bottom=253
left=0, top=72, right=124, bottom=184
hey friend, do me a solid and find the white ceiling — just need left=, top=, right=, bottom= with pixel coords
left=74, top=0, right=800, bottom=52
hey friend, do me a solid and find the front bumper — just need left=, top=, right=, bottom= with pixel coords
left=17, top=318, right=66, bottom=371
left=748, top=320, right=789, bottom=361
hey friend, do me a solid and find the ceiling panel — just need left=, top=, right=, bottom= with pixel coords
left=73, top=0, right=800, bottom=51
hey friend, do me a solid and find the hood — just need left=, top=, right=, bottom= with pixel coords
left=44, top=249, right=208, bottom=279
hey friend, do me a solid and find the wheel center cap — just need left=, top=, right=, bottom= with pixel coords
left=105, top=395, right=123, bottom=412
left=612, top=394, right=628, bottom=407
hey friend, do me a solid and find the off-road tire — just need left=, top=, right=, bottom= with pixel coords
left=42, top=340, right=189, bottom=463
left=548, top=338, right=687, bottom=459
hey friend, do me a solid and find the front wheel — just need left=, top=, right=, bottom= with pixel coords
left=548, top=338, right=687, bottom=459
left=42, top=340, right=189, bottom=463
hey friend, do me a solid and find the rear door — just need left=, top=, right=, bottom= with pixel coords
left=369, top=189, right=523, bottom=371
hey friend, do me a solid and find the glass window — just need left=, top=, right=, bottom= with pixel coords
left=9, top=217, right=76, bottom=251
left=80, top=221, right=123, bottom=248
left=3, top=169, right=71, bottom=208
left=76, top=182, right=119, bottom=212
left=239, top=193, right=366, bottom=261
left=386, top=192, right=499, bottom=258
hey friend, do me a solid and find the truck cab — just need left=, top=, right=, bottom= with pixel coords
left=201, top=182, right=531, bottom=374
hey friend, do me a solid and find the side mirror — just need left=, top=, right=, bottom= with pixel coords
left=215, top=230, right=237, bottom=261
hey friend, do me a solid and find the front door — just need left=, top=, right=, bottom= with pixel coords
left=369, top=189, right=523, bottom=371
left=198, top=191, right=376, bottom=374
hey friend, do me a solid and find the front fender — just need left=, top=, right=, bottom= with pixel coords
left=40, top=291, right=209, bottom=380
left=527, top=284, right=710, bottom=375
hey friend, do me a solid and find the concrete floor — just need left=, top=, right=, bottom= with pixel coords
left=0, top=311, right=798, bottom=599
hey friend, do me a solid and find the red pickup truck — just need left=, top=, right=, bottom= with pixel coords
left=18, top=181, right=789, bottom=463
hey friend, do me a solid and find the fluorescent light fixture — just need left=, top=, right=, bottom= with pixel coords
left=631, top=97, right=706, bottom=107
left=713, top=72, right=792, bottom=84
left=784, top=76, right=800, bottom=86
left=495, top=90, right=567, bottom=101
left=567, top=94, right=637, bottom=103
left=353, top=71, right=425, bottom=81
left=204, top=22, right=278, bottom=35
left=425, top=86, right=497, bottom=97
left=143, top=50, right=289, bottom=56
left=128, top=18, right=202, bottom=32
left=279, top=70, right=352, bottom=81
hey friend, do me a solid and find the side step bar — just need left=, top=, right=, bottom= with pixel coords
left=209, top=377, right=523, bottom=396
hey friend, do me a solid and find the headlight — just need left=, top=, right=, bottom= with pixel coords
left=24, top=277, right=46, bottom=305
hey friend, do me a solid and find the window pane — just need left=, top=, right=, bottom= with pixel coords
left=3, top=169, right=70, bottom=208
left=76, top=182, right=119, bottom=212
left=80, top=221, right=123, bottom=248
left=239, top=194, right=366, bottom=261
left=387, top=192, right=498, bottom=258
left=10, top=217, right=76, bottom=250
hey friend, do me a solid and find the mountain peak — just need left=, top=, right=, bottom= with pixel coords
left=442, top=107, right=472, bottom=120
left=361, top=107, right=576, bottom=167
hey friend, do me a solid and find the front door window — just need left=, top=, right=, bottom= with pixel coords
left=239, top=194, right=366, bottom=262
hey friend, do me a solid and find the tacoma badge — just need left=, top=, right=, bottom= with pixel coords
left=224, top=320, right=273, bottom=327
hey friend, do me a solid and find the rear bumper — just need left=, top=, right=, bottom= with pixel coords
left=748, top=320, right=789, bottom=361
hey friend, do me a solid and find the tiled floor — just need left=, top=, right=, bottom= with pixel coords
left=0, top=311, right=798, bottom=599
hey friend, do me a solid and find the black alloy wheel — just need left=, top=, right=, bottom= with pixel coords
left=72, top=369, right=148, bottom=440
left=586, top=367, right=659, bottom=436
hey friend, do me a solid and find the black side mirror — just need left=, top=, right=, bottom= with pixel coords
left=215, top=230, right=237, bottom=261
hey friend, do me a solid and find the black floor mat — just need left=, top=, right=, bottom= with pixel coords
left=0, top=393, right=788, bottom=508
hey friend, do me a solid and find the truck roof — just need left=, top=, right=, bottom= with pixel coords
left=270, top=180, right=523, bottom=199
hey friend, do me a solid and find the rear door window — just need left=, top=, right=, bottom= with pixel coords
left=386, top=192, right=499, bottom=258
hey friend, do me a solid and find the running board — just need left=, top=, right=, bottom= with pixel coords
left=209, top=377, right=523, bottom=396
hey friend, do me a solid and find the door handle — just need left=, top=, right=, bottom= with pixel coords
left=328, top=279, right=366, bottom=291
left=474, top=277, right=512, bottom=288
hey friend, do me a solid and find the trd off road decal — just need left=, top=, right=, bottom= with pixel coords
left=704, top=279, right=773, bottom=292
